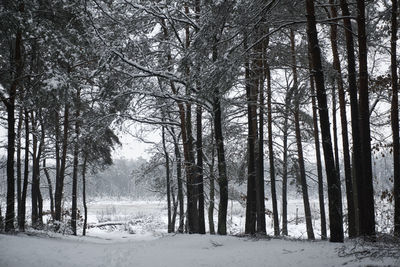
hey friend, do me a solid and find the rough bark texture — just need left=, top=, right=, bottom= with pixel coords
left=196, top=105, right=206, bottom=234
left=339, top=0, right=362, bottom=236
left=55, top=105, right=69, bottom=223
left=308, top=63, right=327, bottom=240
left=162, top=125, right=172, bottom=233
left=43, top=159, right=54, bottom=219
left=291, top=29, right=314, bottom=240
left=245, top=36, right=257, bottom=234
left=209, top=130, right=216, bottom=235
left=19, top=109, right=30, bottom=231
left=266, top=62, right=279, bottom=236
left=306, top=0, right=344, bottom=242
left=328, top=0, right=356, bottom=238
left=356, top=0, right=375, bottom=238
left=82, top=157, right=88, bottom=236
left=71, top=88, right=81, bottom=236
left=391, top=0, right=400, bottom=237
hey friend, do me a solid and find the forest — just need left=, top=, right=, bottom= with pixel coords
left=0, top=0, right=400, bottom=265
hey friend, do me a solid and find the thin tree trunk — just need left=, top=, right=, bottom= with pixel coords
left=339, top=0, right=362, bottom=236
left=196, top=105, right=206, bottom=234
left=194, top=0, right=206, bottom=236
left=391, top=0, right=400, bottom=237
left=291, top=29, right=314, bottom=240
left=43, top=159, right=54, bottom=219
left=356, top=0, right=375, bottom=238
left=245, top=35, right=257, bottom=235
left=19, top=109, right=30, bottom=231
left=55, top=104, right=69, bottom=223
left=31, top=112, right=39, bottom=227
left=212, top=38, right=228, bottom=236
left=281, top=92, right=290, bottom=236
left=16, top=108, right=23, bottom=230
left=162, top=125, right=172, bottom=233
left=306, top=0, right=344, bottom=242
left=209, top=126, right=216, bottom=235
left=171, top=128, right=184, bottom=233
left=328, top=0, right=356, bottom=238
left=71, top=88, right=81, bottom=236
left=4, top=10, right=23, bottom=232
left=331, top=84, right=340, bottom=182
left=266, top=62, right=279, bottom=236
left=82, top=156, right=88, bottom=236
left=308, top=59, right=327, bottom=240
left=254, top=31, right=266, bottom=234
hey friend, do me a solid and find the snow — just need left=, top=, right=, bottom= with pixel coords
left=1, top=199, right=398, bottom=267
left=1, top=233, right=398, bottom=267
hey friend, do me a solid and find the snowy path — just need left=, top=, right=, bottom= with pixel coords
left=1, top=233, right=398, bottom=267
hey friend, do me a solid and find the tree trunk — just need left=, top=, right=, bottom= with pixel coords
left=391, top=0, right=400, bottom=237
left=331, top=84, right=340, bottom=183
left=16, top=109, right=23, bottom=230
left=254, top=31, right=266, bottom=234
left=55, top=104, right=69, bottom=223
left=4, top=14, right=23, bottom=232
left=266, top=61, right=279, bottom=236
left=308, top=59, right=327, bottom=240
left=356, top=0, right=375, bottom=238
left=162, top=125, right=172, bottom=233
left=209, top=127, right=216, bottom=235
left=171, top=127, right=184, bottom=233
left=43, top=159, right=54, bottom=219
left=328, top=0, right=356, bottom=238
left=212, top=38, right=228, bottom=236
left=71, top=87, right=81, bottom=236
left=339, top=0, right=362, bottom=236
left=290, top=29, right=314, bottom=240
left=281, top=95, right=290, bottom=236
left=82, top=156, right=88, bottom=236
left=19, top=109, right=30, bottom=231
left=305, top=0, right=344, bottom=242
left=196, top=105, right=206, bottom=234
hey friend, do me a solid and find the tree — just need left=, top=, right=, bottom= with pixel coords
left=356, top=0, right=376, bottom=238
left=305, top=0, right=344, bottom=242
left=390, top=0, right=400, bottom=236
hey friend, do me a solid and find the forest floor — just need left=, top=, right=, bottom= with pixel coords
left=0, top=199, right=399, bottom=266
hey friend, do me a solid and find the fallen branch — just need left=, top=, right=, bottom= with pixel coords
left=88, top=222, right=125, bottom=228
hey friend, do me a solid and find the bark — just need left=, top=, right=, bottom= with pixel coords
left=196, top=105, right=206, bottom=234
left=338, top=0, right=362, bottom=236
left=55, top=104, right=69, bottom=223
left=306, top=0, right=344, bottom=242
left=356, top=0, right=375, bottom=238
left=19, top=109, right=30, bottom=231
left=16, top=109, right=23, bottom=230
left=82, top=157, right=88, bottom=236
left=308, top=61, right=327, bottom=240
left=245, top=35, right=257, bottom=234
left=209, top=128, right=216, bottom=235
left=266, top=62, right=279, bottom=236
left=162, top=125, right=172, bottom=233
left=328, top=0, right=356, bottom=237
left=331, top=84, right=340, bottom=182
left=43, top=159, right=54, bottom=219
left=4, top=5, right=23, bottom=231
left=281, top=95, right=290, bottom=236
left=291, top=29, right=314, bottom=240
left=254, top=33, right=266, bottom=234
left=71, top=88, right=81, bottom=236
left=212, top=39, right=228, bottom=236
left=391, top=0, right=400, bottom=237
left=173, top=132, right=185, bottom=233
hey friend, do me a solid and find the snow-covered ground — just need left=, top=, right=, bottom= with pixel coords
left=1, top=199, right=399, bottom=267
left=1, top=232, right=399, bottom=267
